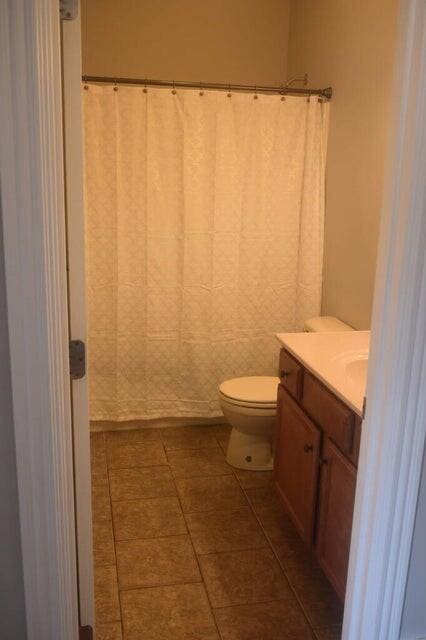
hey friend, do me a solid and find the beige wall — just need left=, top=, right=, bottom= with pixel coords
left=288, top=0, right=399, bottom=328
left=81, top=0, right=290, bottom=85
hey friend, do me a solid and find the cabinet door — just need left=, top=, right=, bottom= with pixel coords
left=274, top=386, right=321, bottom=545
left=316, top=437, right=357, bottom=600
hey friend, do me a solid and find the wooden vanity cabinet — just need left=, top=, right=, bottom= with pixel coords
left=275, top=386, right=320, bottom=545
left=316, top=437, right=357, bottom=600
left=274, top=348, right=360, bottom=601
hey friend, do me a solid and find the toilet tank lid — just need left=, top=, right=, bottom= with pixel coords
left=304, top=316, right=354, bottom=332
left=219, top=376, right=280, bottom=404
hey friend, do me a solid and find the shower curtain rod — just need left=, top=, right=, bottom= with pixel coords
left=82, top=75, right=333, bottom=100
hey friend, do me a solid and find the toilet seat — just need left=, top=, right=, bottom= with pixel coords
left=219, top=376, right=279, bottom=409
left=219, top=394, right=276, bottom=410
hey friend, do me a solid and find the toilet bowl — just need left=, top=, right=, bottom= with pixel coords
left=219, top=316, right=355, bottom=472
left=219, top=376, right=280, bottom=471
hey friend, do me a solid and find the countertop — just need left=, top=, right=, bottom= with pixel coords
left=275, top=331, right=370, bottom=416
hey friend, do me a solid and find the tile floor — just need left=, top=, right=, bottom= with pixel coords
left=90, top=424, right=343, bottom=640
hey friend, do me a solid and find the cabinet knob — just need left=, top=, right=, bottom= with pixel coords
left=320, top=457, right=328, bottom=465
left=280, top=370, right=290, bottom=378
left=303, top=444, right=313, bottom=453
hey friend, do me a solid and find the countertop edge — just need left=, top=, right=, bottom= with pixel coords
left=275, top=334, right=364, bottom=417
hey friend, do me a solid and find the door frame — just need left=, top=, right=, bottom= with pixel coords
left=0, top=1, right=79, bottom=639
left=0, top=1, right=425, bottom=640
left=342, top=0, right=426, bottom=637
left=62, top=6, right=95, bottom=631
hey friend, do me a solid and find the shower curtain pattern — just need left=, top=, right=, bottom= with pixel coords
left=83, top=85, right=328, bottom=420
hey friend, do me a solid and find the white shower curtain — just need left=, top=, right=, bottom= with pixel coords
left=83, top=84, right=329, bottom=421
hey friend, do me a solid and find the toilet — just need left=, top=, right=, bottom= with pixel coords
left=219, top=316, right=354, bottom=471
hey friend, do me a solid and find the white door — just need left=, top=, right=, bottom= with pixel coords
left=61, top=7, right=95, bottom=632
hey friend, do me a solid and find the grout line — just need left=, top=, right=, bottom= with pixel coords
left=230, top=466, right=319, bottom=637
left=110, top=493, right=178, bottom=503
left=104, top=435, right=125, bottom=638
left=116, top=578, right=203, bottom=593
left=170, top=466, right=224, bottom=639
left=114, top=532, right=191, bottom=544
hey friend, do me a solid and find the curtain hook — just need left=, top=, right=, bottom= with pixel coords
left=143, top=79, right=147, bottom=94
left=83, top=75, right=89, bottom=91
left=199, top=81, right=204, bottom=97
left=113, top=78, right=118, bottom=92
left=307, top=95, right=311, bottom=103
left=172, top=80, right=176, bottom=95
left=254, top=86, right=258, bottom=100
left=227, top=84, right=232, bottom=98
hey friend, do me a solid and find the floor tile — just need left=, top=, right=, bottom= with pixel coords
left=314, top=627, right=342, bottom=640
left=167, top=447, right=232, bottom=478
left=112, top=496, right=186, bottom=540
left=91, top=453, right=109, bottom=487
left=120, top=583, right=219, bottom=640
left=93, top=519, right=115, bottom=566
left=214, top=423, right=232, bottom=453
left=106, top=441, right=167, bottom=469
left=105, top=428, right=161, bottom=445
left=214, top=599, right=313, bottom=640
left=285, top=561, right=343, bottom=628
left=213, top=424, right=232, bottom=437
left=244, top=486, right=283, bottom=516
left=244, top=486, right=310, bottom=569
left=176, top=475, right=248, bottom=514
left=199, top=548, right=291, bottom=607
left=91, top=432, right=105, bottom=453
left=160, top=425, right=218, bottom=451
left=116, top=535, right=201, bottom=589
left=109, top=466, right=176, bottom=501
left=91, top=433, right=108, bottom=486
left=234, top=468, right=273, bottom=490
left=96, top=622, right=122, bottom=640
left=94, top=565, right=120, bottom=624
left=92, top=484, right=112, bottom=522
left=185, top=507, right=268, bottom=555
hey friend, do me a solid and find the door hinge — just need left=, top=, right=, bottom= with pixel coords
left=60, top=0, right=78, bottom=20
left=69, top=340, right=86, bottom=380
left=79, top=626, right=93, bottom=640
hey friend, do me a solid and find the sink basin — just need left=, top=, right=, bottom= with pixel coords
left=345, top=357, right=368, bottom=382
left=330, top=348, right=369, bottom=385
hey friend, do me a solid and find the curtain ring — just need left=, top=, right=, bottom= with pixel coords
left=227, top=84, right=232, bottom=98
left=113, top=78, right=118, bottom=92
left=254, top=86, right=258, bottom=100
left=199, top=81, right=204, bottom=97
left=143, top=79, right=148, bottom=94
left=172, top=80, right=177, bottom=95
left=83, top=75, right=89, bottom=91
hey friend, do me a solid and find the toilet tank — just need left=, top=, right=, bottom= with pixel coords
left=303, top=316, right=354, bottom=332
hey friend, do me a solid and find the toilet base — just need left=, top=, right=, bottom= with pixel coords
left=225, top=427, right=273, bottom=471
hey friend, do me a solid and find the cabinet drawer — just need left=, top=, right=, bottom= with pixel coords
left=279, top=349, right=303, bottom=400
left=302, top=372, right=354, bottom=454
